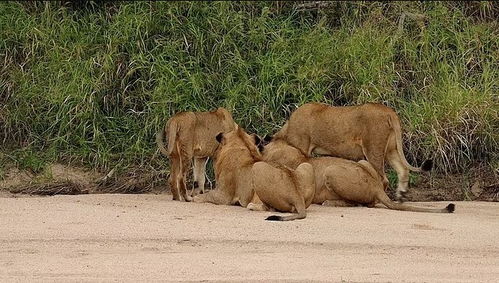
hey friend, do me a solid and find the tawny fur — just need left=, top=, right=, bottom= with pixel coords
left=193, top=127, right=263, bottom=207
left=273, top=102, right=432, bottom=201
left=193, top=128, right=317, bottom=221
left=156, top=107, right=236, bottom=201
left=262, top=139, right=454, bottom=213
left=251, top=162, right=315, bottom=221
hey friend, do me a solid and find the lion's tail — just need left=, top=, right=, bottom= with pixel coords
left=265, top=211, right=307, bottom=221
left=376, top=190, right=455, bottom=213
left=156, top=119, right=178, bottom=157
left=389, top=114, right=433, bottom=172
left=266, top=202, right=307, bottom=221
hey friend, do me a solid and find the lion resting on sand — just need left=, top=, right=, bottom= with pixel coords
left=193, top=127, right=316, bottom=221
left=192, top=127, right=262, bottom=207
left=262, top=138, right=455, bottom=213
left=250, top=162, right=316, bottom=221
left=323, top=160, right=454, bottom=213
left=273, top=102, right=433, bottom=201
left=156, top=108, right=236, bottom=201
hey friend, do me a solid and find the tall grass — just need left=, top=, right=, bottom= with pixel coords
left=0, top=2, right=497, bottom=174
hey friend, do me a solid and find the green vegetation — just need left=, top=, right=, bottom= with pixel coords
left=1, top=2, right=497, bottom=175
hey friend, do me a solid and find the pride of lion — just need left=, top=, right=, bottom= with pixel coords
left=158, top=103, right=455, bottom=221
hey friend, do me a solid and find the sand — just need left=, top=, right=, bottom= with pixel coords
left=0, top=193, right=498, bottom=282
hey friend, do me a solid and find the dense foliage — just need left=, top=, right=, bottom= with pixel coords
left=0, top=1, right=497, bottom=175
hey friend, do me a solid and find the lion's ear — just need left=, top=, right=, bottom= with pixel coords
left=216, top=132, right=224, bottom=143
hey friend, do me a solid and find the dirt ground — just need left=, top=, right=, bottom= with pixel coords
left=0, top=193, right=498, bottom=282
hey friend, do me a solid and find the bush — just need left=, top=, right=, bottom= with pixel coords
left=0, top=2, right=497, bottom=174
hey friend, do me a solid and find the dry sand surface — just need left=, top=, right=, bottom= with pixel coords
left=0, top=193, right=498, bottom=282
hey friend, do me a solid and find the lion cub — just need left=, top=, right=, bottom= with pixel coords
left=193, top=127, right=316, bottom=221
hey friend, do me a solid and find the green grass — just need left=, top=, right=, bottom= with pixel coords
left=0, top=1, right=497, bottom=175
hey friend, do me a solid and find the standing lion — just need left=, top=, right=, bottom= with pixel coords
left=156, top=107, right=236, bottom=201
left=273, top=102, right=433, bottom=201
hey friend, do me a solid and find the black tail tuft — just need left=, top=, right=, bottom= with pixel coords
left=446, top=203, right=455, bottom=213
left=421, top=159, right=433, bottom=171
left=265, top=215, right=282, bottom=221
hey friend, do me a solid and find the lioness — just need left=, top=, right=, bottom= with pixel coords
left=193, top=127, right=317, bottom=221
left=250, top=162, right=315, bottom=221
left=273, top=102, right=433, bottom=201
left=192, top=127, right=263, bottom=207
left=156, top=107, right=236, bottom=201
left=262, top=138, right=455, bottom=213
left=323, top=160, right=454, bottom=213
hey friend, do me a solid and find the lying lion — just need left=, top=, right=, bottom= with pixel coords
left=273, top=102, right=433, bottom=201
left=250, top=162, right=315, bottom=221
left=194, top=127, right=317, bottom=221
left=262, top=138, right=455, bottom=213
left=323, top=160, right=454, bottom=213
left=156, top=107, right=236, bottom=201
left=192, top=127, right=263, bottom=207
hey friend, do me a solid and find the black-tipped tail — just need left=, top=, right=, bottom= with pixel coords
left=265, top=212, right=306, bottom=221
left=265, top=215, right=282, bottom=221
left=421, top=159, right=433, bottom=171
left=446, top=203, right=455, bottom=213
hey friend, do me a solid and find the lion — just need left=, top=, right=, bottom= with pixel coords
left=192, top=127, right=263, bottom=207
left=272, top=102, right=433, bottom=201
left=261, top=138, right=455, bottom=213
left=250, top=162, right=315, bottom=221
left=156, top=107, right=236, bottom=202
left=323, top=160, right=454, bottom=213
left=193, top=127, right=317, bottom=221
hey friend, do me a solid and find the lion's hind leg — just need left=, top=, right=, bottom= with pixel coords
left=192, top=157, right=208, bottom=196
left=178, top=159, right=192, bottom=202
left=386, top=148, right=410, bottom=202
left=169, top=140, right=193, bottom=202
left=168, top=157, right=181, bottom=201
left=361, top=139, right=389, bottom=191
